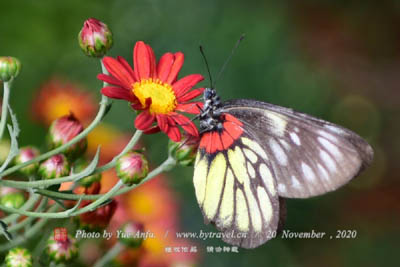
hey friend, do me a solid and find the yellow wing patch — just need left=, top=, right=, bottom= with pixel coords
left=241, top=137, right=268, bottom=159
left=218, top=169, right=234, bottom=227
left=194, top=139, right=278, bottom=248
left=193, top=155, right=208, bottom=206
left=203, top=154, right=226, bottom=220
left=236, top=188, right=249, bottom=232
left=228, top=146, right=248, bottom=184
left=243, top=177, right=263, bottom=232
left=257, top=186, right=273, bottom=222
left=259, top=163, right=276, bottom=196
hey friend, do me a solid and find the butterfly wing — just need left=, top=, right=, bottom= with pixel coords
left=193, top=126, right=281, bottom=248
left=221, top=99, right=374, bottom=198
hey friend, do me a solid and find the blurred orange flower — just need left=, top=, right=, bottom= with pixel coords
left=31, top=77, right=97, bottom=125
left=109, top=175, right=199, bottom=266
left=87, top=123, right=136, bottom=164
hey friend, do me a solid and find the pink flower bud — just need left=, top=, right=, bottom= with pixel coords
left=118, top=222, right=145, bottom=248
left=38, top=154, right=70, bottom=179
left=77, top=199, right=117, bottom=231
left=78, top=18, right=113, bottom=57
left=168, top=134, right=199, bottom=166
left=116, top=152, right=149, bottom=186
left=46, top=234, right=78, bottom=263
left=0, top=56, right=21, bottom=82
left=48, top=114, right=87, bottom=159
left=14, top=146, right=40, bottom=175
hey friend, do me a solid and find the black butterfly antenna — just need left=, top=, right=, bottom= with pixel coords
left=214, top=33, right=245, bottom=88
left=199, top=45, right=213, bottom=88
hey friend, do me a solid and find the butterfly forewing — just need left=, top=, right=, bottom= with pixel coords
left=193, top=129, right=280, bottom=248
left=221, top=99, right=374, bottom=198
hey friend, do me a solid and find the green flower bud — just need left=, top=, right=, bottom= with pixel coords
left=0, top=192, right=25, bottom=209
left=0, top=57, right=21, bottom=82
left=47, top=114, right=87, bottom=160
left=168, top=134, right=199, bottom=166
left=5, top=247, right=32, bottom=267
left=38, top=154, right=70, bottom=179
left=14, top=146, right=40, bottom=175
left=118, top=222, right=145, bottom=248
left=73, top=158, right=102, bottom=187
left=116, top=152, right=148, bottom=186
left=78, top=18, right=113, bottom=57
left=46, top=234, right=78, bottom=263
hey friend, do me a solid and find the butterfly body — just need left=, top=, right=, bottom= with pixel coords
left=194, top=88, right=373, bottom=248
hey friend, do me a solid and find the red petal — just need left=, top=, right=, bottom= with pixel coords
left=157, top=53, right=174, bottom=82
left=143, top=125, right=160, bottom=134
left=173, top=74, right=204, bottom=98
left=101, top=86, right=134, bottom=101
left=165, top=117, right=181, bottom=142
left=117, top=56, right=136, bottom=80
left=171, top=113, right=199, bottom=137
left=134, top=111, right=155, bottom=130
left=97, top=74, right=125, bottom=88
left=134, top=41, right=155, bottom=80
left=166, top=52, right=184, bottom=84
left=102, top=57, right=135, bottom=89
left=175, top=102, right=204, bottom=114
left=177, top=88, right=205, bottom=103
left=156, top=114, right=169, bottom=134
left=147, top=44, right=156, bottom=79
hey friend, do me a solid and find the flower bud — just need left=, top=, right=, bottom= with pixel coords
left=5, top=247, right=32, bottom=267
left=0, top=189, right=25, bottom=209
left=38, top=154, right=70, bottom=179
left=118, top=222, right=145, bottom=248
left=47, top=114, right=87, bottom=159
left=77, top=199, right=117, bottom=231
left=78, top=18, right=113, bottom=57
left=46, top=234, right=78, bottom=263
left=116, top=152, right=148, bottom=186
left=168, top=134, right=199, bottom=166
left=73, top=158, right=102, bottom=187
left=0, top=57, right=21, bottom=82
left=14, top=146, right=40, bottom=175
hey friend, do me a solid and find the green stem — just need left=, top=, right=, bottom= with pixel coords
left=0, top=181, right=123, bottom=218
left=0, top=204, right=59, bottom=252
left=93, top=130, right=142, bottom=174
left=0, top=95, right=108, bottom=178
left=0, top=81, right=11, bottom=141
left=2, top=193, right=41, bottom=224
left=35, top=156, right=176, bottom=201
left=8, top=197, right=48, bottom=232
left=0, top=59, right=111, bottom=178
left=0, top=129, right=141, bottom=190
left=0, top=149, right=100, bottom=190
left=93, top=242, right=124, bottom=267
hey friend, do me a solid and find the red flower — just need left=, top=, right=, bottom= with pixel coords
left=98, top=41, right=204, bottom=142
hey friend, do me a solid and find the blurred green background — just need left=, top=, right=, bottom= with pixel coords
left=1, top=0, right=399, bottom=266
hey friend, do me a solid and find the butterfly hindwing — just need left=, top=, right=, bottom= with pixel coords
left=222, top=99, right=374, bottom=198
left=193, top=131, right=280, bottom=248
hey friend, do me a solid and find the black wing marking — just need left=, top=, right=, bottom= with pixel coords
left=222, top=99, right=374, bottom=198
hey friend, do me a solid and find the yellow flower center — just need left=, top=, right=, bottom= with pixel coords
left=132, top=78, right=177, bottom=114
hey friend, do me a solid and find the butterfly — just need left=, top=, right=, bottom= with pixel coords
left=193, top=87, right=374, bottom=249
